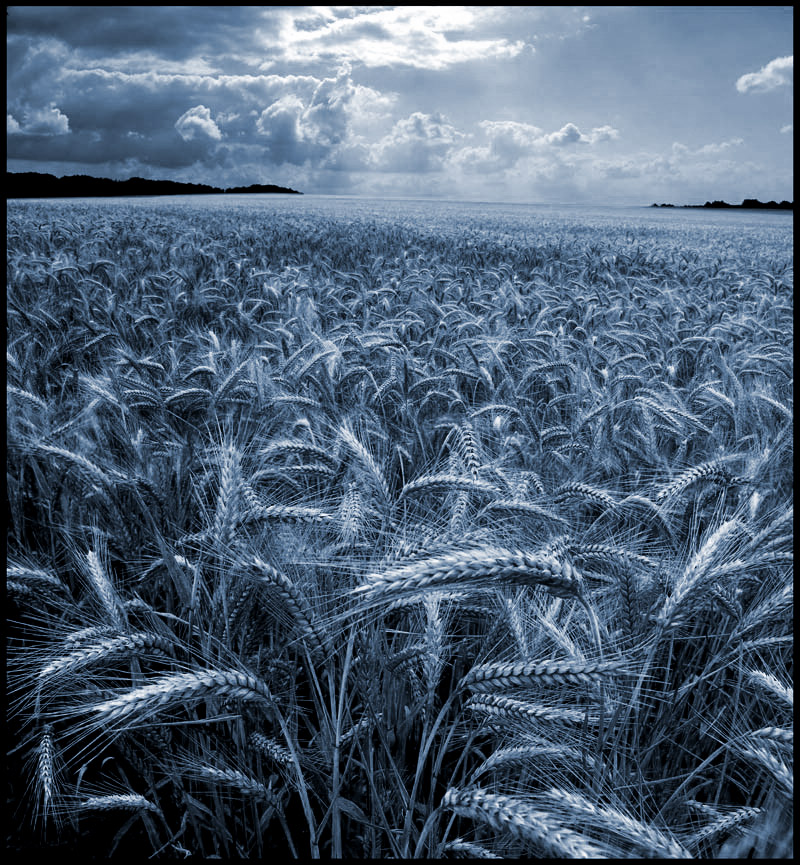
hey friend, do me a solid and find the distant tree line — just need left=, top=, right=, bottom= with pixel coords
left=651, top=198, right=792, bottom=210
left=6, top=172, right=302, bottom=198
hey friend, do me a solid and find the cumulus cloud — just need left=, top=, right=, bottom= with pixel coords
left=672, top=138, right=744, bottom=158
left=546, top=122, right=583, bottom=146
left=175, top=105, right=222, bottom=141
left=545, top=123, right=620, bottom=146
left=14, top=104, right=71, bottom=135
left=480, top=121, right=545, bottom=165
left=8, top=114, right=22, bottom=134
left=780, top=123, right=793, bottom=134
left=583, top=125, right=620, bottom=144
left=256, top=95, right=308, bottom=163
left=304, top=63, right=362, bottom=148
left=736, top=55, right=793, bottom=93
left=697, top=137, right=744, bottom=154
left=370, top=112, right=465, bottom=172
left=455, top=119, right=620, bottom=174
left=252, top=64, right=392, bottom=168
left=8, top=42, right=394, bottom=177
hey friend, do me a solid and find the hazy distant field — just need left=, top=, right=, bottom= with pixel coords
left=7, top=197, right=792, bottom=857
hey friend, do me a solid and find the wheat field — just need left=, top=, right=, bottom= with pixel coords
left=7, top=198, right=792, bottom=857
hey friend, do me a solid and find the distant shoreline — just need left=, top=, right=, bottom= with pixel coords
left=651, top=198, right=792, bottom=211
left=5, top=172, right=302, bottom=198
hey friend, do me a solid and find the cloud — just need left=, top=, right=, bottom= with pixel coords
left=736, top=55, right=793, bottom=93
left=545, top=123, right=620, bottom=146
left=454, top=120, right=620, bottom=173
left=7, top=37, right=394, bottom=178
left=256, top=95, right=308, bottom=164
left=586, top=135, right=791, bottom=206
left=276, top=7, right=527, bottom=70
left=545, top=122, right=583, bottom=146
left=14, top=104, right=71, bottom=135
left=7, top=6, right=787, bottom=204
left=583, top=125, right=620, bottom=144
left=251, top=64, right=393, bottom=168
left=444, top=118, right=624, bottom=204
left=7, top=6, right=275, bottom=66
left=598, top=160, right=642, bottom=180
left=175, top=105, right=222, bottom=141
left=304, top=63, right=363, bottom=147
left=672, top=137, right=744, bottom=158
left=8, top=6, right=600, bottom=76
left=780, top=123, right=793, bottom=134
left=479, top=121, right=545, bottom=167
left=696, top=137, right=744, bottom=154
left=370, top=112, right=465, bottom=172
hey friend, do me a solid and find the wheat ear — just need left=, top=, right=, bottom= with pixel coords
left=212, top=444, right=241, bottom=549
left=80, top=793, right=159, bottom=813
left=442, top=787, right=607, bottom=858
left=249, top=731, right=294, bottom=766
left=466, top=693, right=595, bottom=725
left=687, top=806, right=762, bottom=850
left=36, top=724, right=60, bottom=826
left=251, top=556, right=329, bottom=659
left=443, top=838, right=501, bottom=858
left=191, top=765, right=281, bottom=805
left=544, top=787, right=690, bottom=858
left=399, top=474, right=500, bottom=499
left=88, top=668, right=274, bottom=724
left=655, top=518, right=741, bottom=629
left=39, top=632, right=173, bottom=681
left=338, top=421, right=390, bottom=506
left=460, top=658, right=625, bottom=692
left=745, top=668, right=793, bottom=707
left=655, top=457, right=737, bottom=503
left=475, top=743, right=597, bottom=777
left=353, top=546, right=582, bottom=603
left=85, top=548, right=125, bottom=630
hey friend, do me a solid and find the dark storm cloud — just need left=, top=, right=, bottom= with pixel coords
left=7, top=6, right=279, bottom=61
left=7, top=38, right=386, bottom=188
left=49, top=67, right=318, bottom=136
left=6, top=27, right=331, bottom=176
left=7, top=124, right=219, bottom=169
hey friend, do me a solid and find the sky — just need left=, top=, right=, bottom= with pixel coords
left=6, top=5, right=794, bottom=204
